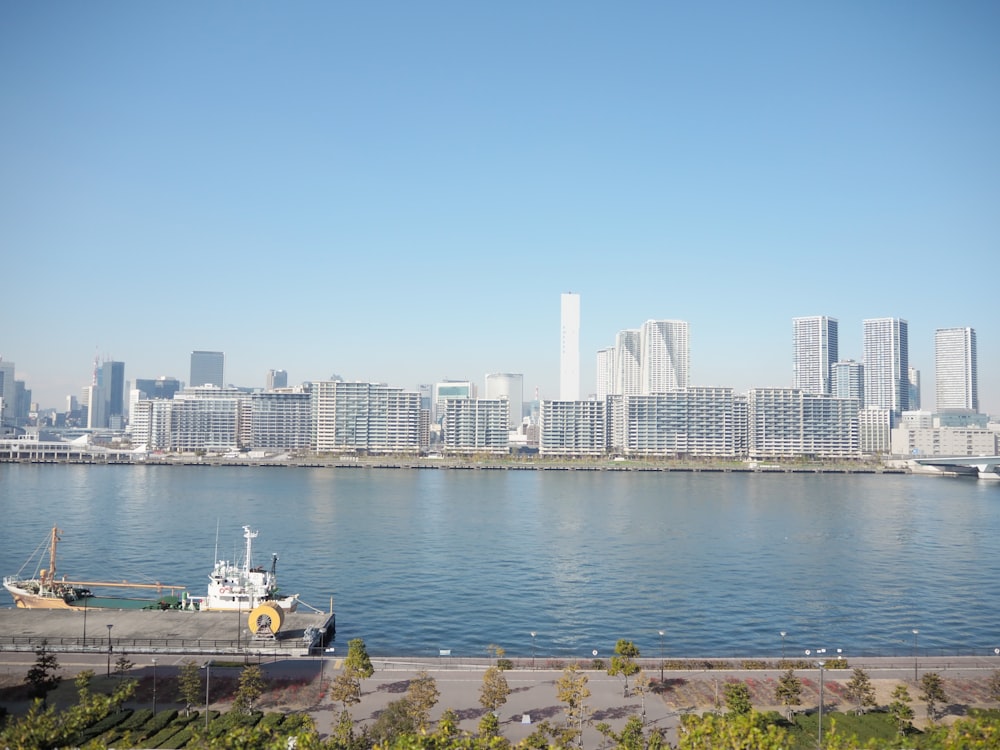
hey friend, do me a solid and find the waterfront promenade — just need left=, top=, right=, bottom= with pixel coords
left=2, top=651, right=998, bottom=747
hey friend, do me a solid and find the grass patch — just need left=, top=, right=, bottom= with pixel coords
left=784, top=710, right=901, bottom=749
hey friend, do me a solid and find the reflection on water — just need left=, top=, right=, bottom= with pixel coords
left=1, top=465, right=997, bottom=657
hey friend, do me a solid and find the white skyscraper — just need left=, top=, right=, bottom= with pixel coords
left=935, top=327, right=978, bottom=412
left=793, top=316, right=838, bottom=395
left=560, top=293, right=580, bottom=401
left=640, top=320, right=689, bottom=393
left=485, top=373, right=524, bottom=429
left=614, top=329, right=642, bottom=396
left=863, top=318, right=909, bottom=417
left=595, top=348, right=615, bottom=400
left=908, top=366, right=921, bottom=410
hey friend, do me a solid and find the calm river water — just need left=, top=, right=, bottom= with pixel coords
left=1, top=464, right=998, bottom=659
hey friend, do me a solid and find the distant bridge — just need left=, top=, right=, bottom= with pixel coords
left=912, top=456, right=1000, bottom=479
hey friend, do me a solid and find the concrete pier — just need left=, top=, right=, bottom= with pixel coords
left=0, top=607, right=335, bottom=658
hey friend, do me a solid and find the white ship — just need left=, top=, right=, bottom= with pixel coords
left=195, top=525, right=299, bottom=612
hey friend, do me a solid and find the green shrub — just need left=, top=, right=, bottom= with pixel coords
left=141, top=725, right=182, bottom=748
left=159, top=726, right=194, bottom=749
left=208, top=709, right=263, bottom=737
left=496, top=658, right=514, bottom=671
left=741, top=660, right=768, bottom=670
left=70, top=708, right=134, bottom=745
left=139, top=709, right=178, bottom=739
left=592, top=659, right=605, bottom=670
left=258, top=712, right=286, bottom=731
left=118, top=707, right=155, bottom=731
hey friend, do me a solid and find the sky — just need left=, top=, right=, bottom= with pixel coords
left=2, top=2, right=998, bottom=414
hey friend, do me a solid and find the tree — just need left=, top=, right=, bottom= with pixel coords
left=608, top=639, right=641, bottom=697
left=678, top=712, right=789, bottom=750
left=919, top=671, right=948, bottom=722
left=330, top=669, right=362, bottom=710
left=486, top=643, right=507, bottom=664
left=369, top=697, right=417, bottom=745
left=922, top=715, right=1000, bottom=749
left=24, top=640, right=61, bottom=700
left=598, top=714, right=664, bottom=750
left=480, top=665, right=511, bottom=714
left=178, top=660, right=202, bottom=716
left=437, top=708, right=460, bottom=739
left=478, top=710, right=501, bottom=739
left=556, top=664, right=591, bottom=747
left=844, top=667, right=877, bottom=715
left=1, top=668, right=136, bottom=749
left=114, top=653, right=134, bottom=678
left=774, top=668, right=802, bottom=719
left=722, top=681, right=752, bottom=715
left=888, top=683, right=914, bottom=736
left=332, top=710, right=357, bottom=748
left=344, top=638, right=374, bottom=685
left=406, top=670, right=439, bottom=731
left=233, top=663, right=266, bottom=714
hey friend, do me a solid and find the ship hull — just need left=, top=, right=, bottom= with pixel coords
left=4, top=586, right=75, bottom=609
left=198, top=595, right=299, bottom=613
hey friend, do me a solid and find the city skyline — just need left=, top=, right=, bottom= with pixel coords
left=3, top=4, right=998, bottom=413
left=5, top=305, right=997, bottom=418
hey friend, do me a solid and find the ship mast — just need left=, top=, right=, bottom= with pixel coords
left=243, top=525, right=258, bottom=572
left=44, top=527, right=62, bottom=587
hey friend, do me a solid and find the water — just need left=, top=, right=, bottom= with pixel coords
left=1, top=464, right=998, bottom=659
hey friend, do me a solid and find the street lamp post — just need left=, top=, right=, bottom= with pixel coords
left=658, top=630, right=665, bottom=682
left=780, top=631, right=786, bottom=661
left=152, top=658, right=157, bottom=714
left=530, top=632, right=536, bottom=668
left=106, top=624, right=114, bottom=677
left=913, top=629, right=919, bottom=682
left=817, top=661, right=826, bottom=749
left=203, top=662, right=212, bottom=729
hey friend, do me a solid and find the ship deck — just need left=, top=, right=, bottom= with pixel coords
left=0, top=607, right=335, bottom=658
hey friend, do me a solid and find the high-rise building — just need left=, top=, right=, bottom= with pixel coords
left=267, top=369, right=288, bottom=390
left=935, top=327, right=978, bottom=413
left=640, top=320, right=689, bottom=393
left=833, top=360, right=864, bottom=404
left=190, top=351, right=225, bottom=387
left=747, top=388, right=859, bottom=459
left=793, top=316, right=838, bottom=395
left=863, top=318, right=909, bottom=418
left=616, top=388, right=737, bottom=457
left=431, top=380, right=475, bottom=425
left=250, top=389, right=311, bottom=450
left=485, top=373, right=524, bottom=429
left=102, top=360, right=125, bottom=428
left=539, top=399, right=606, bottom=456
left=135, top=376, right=182, bottom=400
left=311, top=380, right=421, bottom=454
left=440, top=398, right=510, bottom=453
left=560, top=293, right=580, bottom=401
left=595, top=348, right=615, bottom=400
left=0, top=359, right=15, bottom=428
left=614, top=329, right=642, bottom=396
left=908, top=366, right=921, bottom=411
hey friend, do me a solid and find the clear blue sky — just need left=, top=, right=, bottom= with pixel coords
left=3, top=2, right=998, bottom=413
